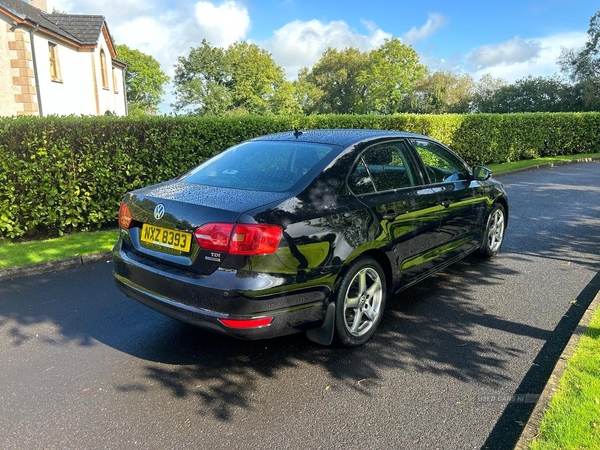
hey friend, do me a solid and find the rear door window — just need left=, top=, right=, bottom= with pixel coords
left=348, top=140, right=419, bottom=194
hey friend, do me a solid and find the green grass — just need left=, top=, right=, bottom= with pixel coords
left=488, top=153, right=600, bottom=174
left=529, top=308, right=600, bottom=449
left=0, top=229, right=119, bottom=269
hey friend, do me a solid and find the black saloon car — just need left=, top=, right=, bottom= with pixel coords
left=113, top=129, right=508, bottom=346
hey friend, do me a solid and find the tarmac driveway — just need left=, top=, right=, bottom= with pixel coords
left=1, top=162, right=599, bottom=449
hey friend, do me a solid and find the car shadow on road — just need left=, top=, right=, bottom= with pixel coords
left=108, top=255, right=530, bottom=421
left=1, top=255, right=596, bottom=433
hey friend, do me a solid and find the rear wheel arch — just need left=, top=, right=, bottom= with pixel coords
left=362, top=249, right=393, bottom=296
left=335, top=248, right=392, bottom=297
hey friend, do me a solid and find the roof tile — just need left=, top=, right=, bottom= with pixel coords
left=0, top=0, right=105, bottom=45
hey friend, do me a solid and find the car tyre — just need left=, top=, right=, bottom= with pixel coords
left=479, top=203, right=506, bottom=258
left=334, top=257, right=386, bottom=347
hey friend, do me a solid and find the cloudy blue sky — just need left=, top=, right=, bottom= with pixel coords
left=48, top=0, right=596, bottom=111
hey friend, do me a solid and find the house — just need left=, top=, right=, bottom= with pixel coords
left=0, top=0, right=126, bottom=116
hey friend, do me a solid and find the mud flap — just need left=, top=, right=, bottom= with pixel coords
left=306, top=302, right=335, bottom=345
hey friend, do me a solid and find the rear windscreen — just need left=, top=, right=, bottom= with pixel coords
left=182, top=141, right=337, bottom=192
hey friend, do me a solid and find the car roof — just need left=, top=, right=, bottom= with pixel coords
left=250, top=129, right=430, bottom=148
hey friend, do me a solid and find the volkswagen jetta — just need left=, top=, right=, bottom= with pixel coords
left=113, top=129, right=508, bottom=346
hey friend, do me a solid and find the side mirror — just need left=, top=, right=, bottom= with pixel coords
left=472, top=165, right=492, bottom=181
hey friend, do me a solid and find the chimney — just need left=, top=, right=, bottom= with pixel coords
left=28, top=0, right=48, bottom=12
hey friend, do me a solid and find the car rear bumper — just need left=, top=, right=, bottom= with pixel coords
left=113, top=247, right=330, bottom=340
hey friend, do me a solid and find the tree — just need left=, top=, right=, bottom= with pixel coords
left=227, top=42, right=300, bottom=115
left=493, top=76, right=579, bottom=112
left=471, top=74, right=508, bottom=112
left=470, top=75, right=590, bottom=113
left=559, top=8, right=600, bottom=83
left=405, top=71, right=474, bottom=114
left=358, top=38, right=428, bottom=114
left=172, top=40, right=300, bottom=115
left=271, top=79, right=305, bottom=115
left=292, top=68, right=324, bottom=114
left=115, top=44, right=169, bottom=116
left=172, top=40, right=232, bottom=115
left=297, top=39, right=427, bottom=114
left=558, top=8, right=600, bottom=109
left=297, top=47, right=370, bottom=114
left=569, top=81, right=600, bottom=110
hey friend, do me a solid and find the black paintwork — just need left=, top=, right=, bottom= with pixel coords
left=113, top=129, right=508, bottom=341
left=252, top=128, right=427, bottom=147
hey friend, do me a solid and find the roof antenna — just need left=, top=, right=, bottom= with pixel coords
left=293, top=128, right=303, bottom=139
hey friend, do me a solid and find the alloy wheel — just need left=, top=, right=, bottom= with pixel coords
left=488, top=208, right=505, bottom=253
left=342, top=267, right=384, bottom=337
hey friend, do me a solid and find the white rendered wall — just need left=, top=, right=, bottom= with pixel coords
left=33, top=33, right=97, bottom=116
left=111, top=65, right=127, bottom=116
left=94, top=39, right=126, bottom=116
left=31, top=32, right=127, bottom=116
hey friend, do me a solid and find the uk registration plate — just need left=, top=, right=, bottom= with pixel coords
left=140, top=224, right=192, bottom=253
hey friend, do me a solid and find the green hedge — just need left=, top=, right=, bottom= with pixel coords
left=1, top=112, right=599, bottom=238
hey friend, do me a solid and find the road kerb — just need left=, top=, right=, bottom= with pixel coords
left=0, top=251, right=113, bottom=281
left=493, top=156, right=600, bottom=177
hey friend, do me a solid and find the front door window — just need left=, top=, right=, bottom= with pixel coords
left=410, top=140, right=469, bottom=184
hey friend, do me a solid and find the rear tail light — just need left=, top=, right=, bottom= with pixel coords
left=194, top=223, right=282, bottom=255
left=230, top=224, right=282, bottom=255
left=194, top=223, right=233, bottom=252
left=119, top=202, right=135, bottom=229
left=218, top=317, right=273, bottom=329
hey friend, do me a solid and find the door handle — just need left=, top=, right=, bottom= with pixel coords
left=440, top=198, right=451, bottom=208
left=383, top=210, right=399, bottom=220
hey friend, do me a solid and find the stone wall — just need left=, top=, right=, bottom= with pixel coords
left=1, top=22, right=39, bottom=116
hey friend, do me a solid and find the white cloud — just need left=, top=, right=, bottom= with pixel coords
left=194, top=1, right=251, bottom=48
left=48, top=1, right=251, bottom=68
left=49, top=0, right=150, bottom=19
left=402, top=13, right=448, bottom=44
left=260, top=19, right=392, bottom=79
left=467, top=36, right=542, bottom=69
left=113, top=16, right=171, bottom=55
left=469, top=32, right=587, bottom=82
